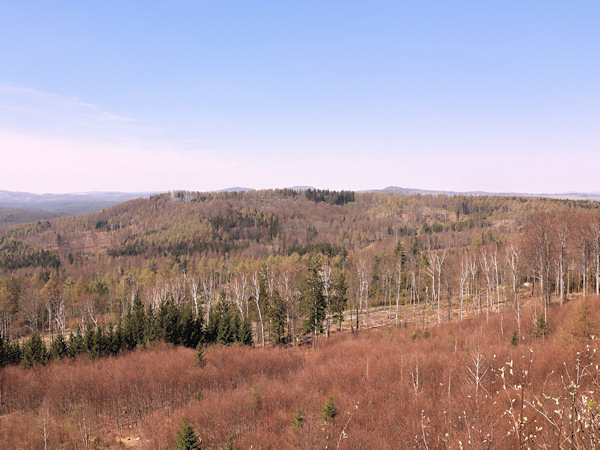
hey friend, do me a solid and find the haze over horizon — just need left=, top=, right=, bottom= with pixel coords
left=1, top=2, right=599, bottom=194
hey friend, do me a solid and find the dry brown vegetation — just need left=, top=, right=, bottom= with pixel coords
left=3, top=296, right=600, bottom=448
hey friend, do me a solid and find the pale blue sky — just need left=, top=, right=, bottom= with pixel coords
left=1, top=1, right=599, bottom=193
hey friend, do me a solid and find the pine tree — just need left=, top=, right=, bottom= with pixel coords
left=22, top=332, right=48, bottom=367
left=291, top=407, right=304, bottom=429
left=50, top=331, right=68, bottom=359
left=321, top=396, right=337, bottom=422
left=176, top=416, right=201, bottom=449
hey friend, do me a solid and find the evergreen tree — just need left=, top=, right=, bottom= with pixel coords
left=205, top=305, right=221, bottom=343
left=157, top=297, right=182, bottom=345
left=50, top=331, right=68, bottom=359
left=67, top=326, right=86, bottom=357
left=291, top=407, right=304, bottom=429
left=510, top=330, right=519, bottom=346
left=22, top=332, right=48, bottom=367
left=0, top=337, right=21, bottom=367
left=238, top=316, right=253, bottom=346
left=321, top=396, right=337, bottom=422
left=216, top=303, right=236, bottom=345
left=535, top=313, right=550, bottom=338
left=300, top=257, right=326, bottom=338
left=181, top=305, right=204, bottom=348
left=84, top=322, right=96, bottom=355
left=123, top=291, right=148, bottom=349
left=331, top=271, right=348, bottom=331
left=176, top=416, right=201, bottom=449
left=269, top=290, right=286, bottom=345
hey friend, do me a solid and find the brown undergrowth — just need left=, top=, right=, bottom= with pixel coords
left=2, top=297, right=600, bottom=448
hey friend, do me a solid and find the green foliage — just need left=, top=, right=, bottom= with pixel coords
left=321, top=396, right=337, bottom=422
left=423, top=328, right=431, bottom=339
left=268, top=290, right=286, bottom=345
left=222, top=435, right=234, bottom=450
left=238, top=317, right=253, bottom=346
left=332, top=271, right=348, bottom=330
left=535, top=314, right=550, bottom=338
left=0, top=335, right=22, bottom=368
left=300, top=258, right=326, bottom=336
left=291, top=407, right=304, bottom=430
left=176, top=416, right=201, bottom=450
left=22, top=332, right=48, bottom=367
left=50, top=331, right=68, bottom=359
left=67, top=327, right=86, bottom=357
left=0, top=237, right=60, bottom=270
left=305, top=189, right=355, bottom=205
left=510, top=330, right=519, bottom=346
left=206, top=301, right=249, bottom=346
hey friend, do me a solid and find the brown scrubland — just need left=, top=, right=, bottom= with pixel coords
left=2, top=295, right=600, bottom=448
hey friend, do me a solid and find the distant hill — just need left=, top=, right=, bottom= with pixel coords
left=0, top=206, right=62, bottom=227
left=362, top=186, right=600, bottom=201
left=0, top=190, right=154, bottom=214
left=216, top=187, right=254, bottom=192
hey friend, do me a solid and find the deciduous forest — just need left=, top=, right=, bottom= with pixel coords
left=2, top=189, right=600, bottom=448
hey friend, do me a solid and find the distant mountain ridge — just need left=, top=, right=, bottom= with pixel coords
left=360, top=186, right=600, bottom=201
left=1, top=186, right=598, bottom=218
left=0, top=190, right=154, bottom=214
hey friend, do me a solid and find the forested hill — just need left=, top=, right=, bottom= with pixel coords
left=0, top=206, right=62, bottom=228
left=0, top=188, right=597, bottom=275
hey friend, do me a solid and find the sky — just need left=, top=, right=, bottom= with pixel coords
left=1, top=1, right=600, bottom=194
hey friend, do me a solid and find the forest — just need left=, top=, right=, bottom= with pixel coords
left=2, top=189, right=600, bottom=447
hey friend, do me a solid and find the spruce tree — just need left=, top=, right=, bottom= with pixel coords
left=291, top=407, right=304, bottom=429
left=176, top=416, right=201, bottom=449
left=216, top=303, right=235, bottom=345
left=269, top=290, right=286, bottom=345
left=321, top=396, right=337, bottom=422
left=22, top=332, right=48, bottom=367
left=535, top=313, right=550, bottom=338
left=238, top=316, right=253, bottom=346
left=205, top=305, right=221, bottom=343
left=300, top=257, right=326, bottom=338
left=332, top=271, right=348, bottom=331
left=50, top=331, right=68, bottom=359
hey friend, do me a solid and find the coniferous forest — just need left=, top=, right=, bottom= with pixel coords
left=2, top=190, right=600, bottom=447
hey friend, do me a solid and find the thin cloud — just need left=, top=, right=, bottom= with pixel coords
left=0, top=82, right=135, bottom=123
